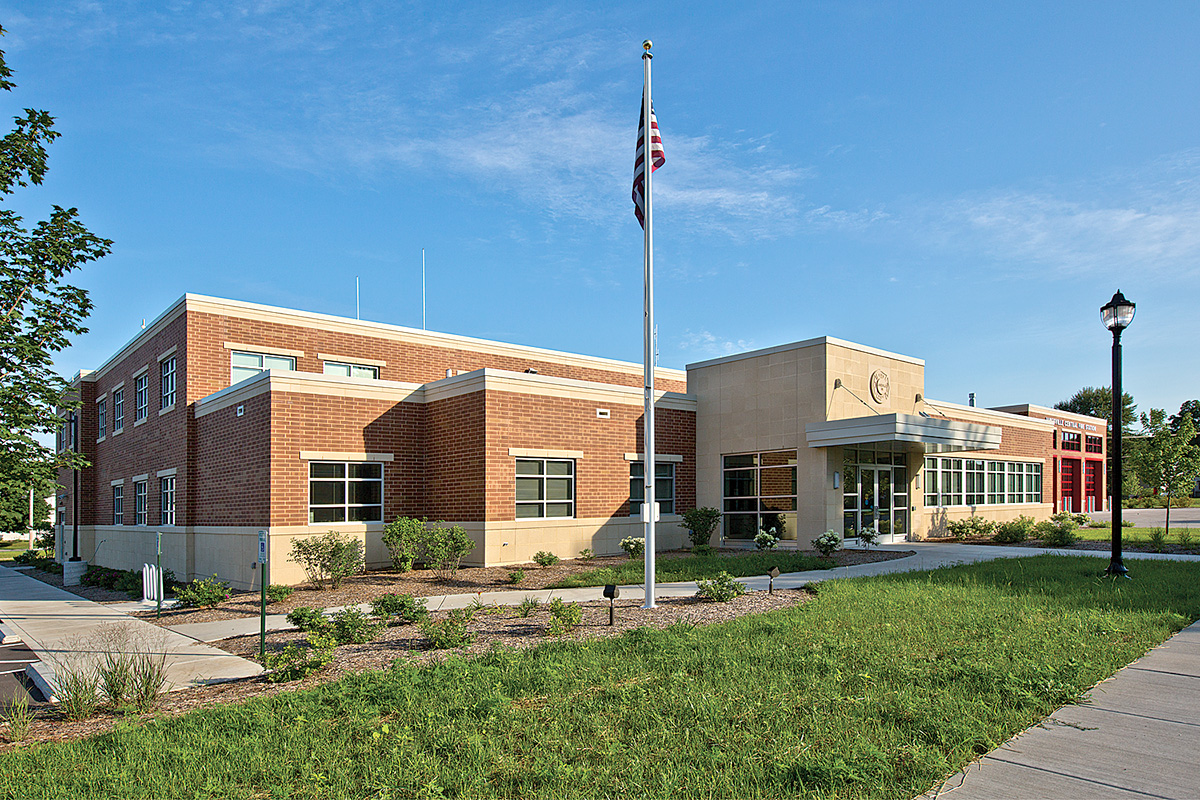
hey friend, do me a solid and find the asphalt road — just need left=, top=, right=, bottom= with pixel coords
left=0, top=641, right=43, bottom=705
left=1089, top=506, right=1200, bottom=527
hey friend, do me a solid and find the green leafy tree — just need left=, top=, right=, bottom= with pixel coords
left=1170, top=401, right=1200, bottom=448
left=0, top=26, right=112, bottom=499
left=1133, top=409, right=1200, bottom=534
left=0, top=474, right=53, bottom=533
left=1055, top=386, right=1137, bottom=498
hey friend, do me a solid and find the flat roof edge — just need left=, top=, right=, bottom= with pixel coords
left=685, top=336, right=924, bottom=371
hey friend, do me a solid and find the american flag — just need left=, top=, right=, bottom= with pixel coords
left=632, top=94, right=665, bottom=228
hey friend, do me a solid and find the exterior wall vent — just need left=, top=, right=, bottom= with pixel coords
left=236, top=405, right=245, bottom=417
left=596, top=408, right=611, bottom=419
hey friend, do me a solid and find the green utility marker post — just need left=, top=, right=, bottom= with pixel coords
left=156, top=530, right=162, bottom=619
left=258, top=530, right=268, bottom=659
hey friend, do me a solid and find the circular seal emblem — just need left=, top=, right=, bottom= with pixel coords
left=870, top=370, right=890, bottom=403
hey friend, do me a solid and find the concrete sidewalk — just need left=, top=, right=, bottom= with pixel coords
left=929, top=619, right=1200, bottom=799
left=0, top=564, right=262, bottom=701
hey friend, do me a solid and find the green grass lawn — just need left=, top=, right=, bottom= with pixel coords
left=0, top=541, right=29, bottom=563
left=1077, top=526, right=1199, bottom=546
left=2, top=555, right=1196, bottom=799
left=549, top=549, right=835, bottom=589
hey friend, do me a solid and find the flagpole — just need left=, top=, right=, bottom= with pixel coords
left=642, top=39, right=657, bottom=609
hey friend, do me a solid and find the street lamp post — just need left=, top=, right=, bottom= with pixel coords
left=1101, top=290, right=1135, bottom=578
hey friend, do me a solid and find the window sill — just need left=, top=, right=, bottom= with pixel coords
left=134, top=418, right=147, bottom=427
left=96, top=436, right=105, bottom=444
left=112, top=428, right=123, bottom=437
left=158, top=404, right=175, bottom=416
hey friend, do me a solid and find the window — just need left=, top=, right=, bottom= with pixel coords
left=926, top=459, right=1044, bottom=507
left=965, top=459, right=985, bottom=506
left=940, top=458, right=963, bottom=506
left=1086, top=435, right=1103, bottom=453
left=323, top=361, right=380, bottom=380
left=135, top=374, right=148, bottom=422
left=515, top=458, right=575, bottom=518
left=1061, top=431, right=1081, bottom=451
left=134, top=481, right=147, bottom=525
left=1025, top=463, right=1042, bottom=503
left=96, top=398, right=106, bottom=440
left=923, top=457, right=939, bottom=507
left=160, top=357, right=176, bottom=409
left=986, top=461, right=1005, bottom=504
left=160, top=476, right=175, bottom=525
left=308, top=462, right=383, bottom=523
left=231, top=351, right=295, bottom=384
left=630, top=462, right=675, bottom=516
left=112, top=485, right=123, bottom=525
left=722, top=450, right=797, bottom=540
left=112, top=388, right=124, bottom=432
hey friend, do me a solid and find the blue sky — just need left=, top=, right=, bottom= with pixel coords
left=3, top=1, right=1199, bottom=418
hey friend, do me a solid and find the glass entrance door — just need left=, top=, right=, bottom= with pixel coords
left=843, top=454, right=909, bottom=543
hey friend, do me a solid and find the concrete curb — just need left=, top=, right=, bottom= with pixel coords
left=0, top=620, right=22, bottom=644
left=25, top=660, right=56, bottom=703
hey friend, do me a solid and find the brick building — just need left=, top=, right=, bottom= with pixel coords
left=57, top=295, right=1102, bottom=588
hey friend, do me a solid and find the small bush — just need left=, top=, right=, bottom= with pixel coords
left=14, top=550, right=62, bottom=574
left=753, top=531, right=779, bottom=551
left=53, top=664, right=100, bottom=721
left=691, top=544, right=715, bottom=557
left=81, top=565, right=143, bottom=597
left=506, top=569, right=525, bottom=585
left=577, top=548, right=595, bottom=560
left=264, top=631, right=336, bottom=683
left=946, top=516, right=997, bottom=540
left=1071, top=513, right=1089, bottom=526
left=289, top=532, right=364, bottom=590
left=382, top=516, right=425, bottom=572
left=696, top=571, right=747, bottom=602
left=1122, top=519, right=1134, bottom=528
left=994, top=515, right=1036, bottom=544
left=1037, top=518, right=1080, bottom=548
left=329, top=607, right=383, bottom=645
left=1147, top=528, right=1168, bottom=553
left=857, top=526, right=879, bottom=550
left=286, top=606, right=330, bottom=633
left=681, top=507, right=721, bottom=549
left=416, top=523, right=476, bottom=582
left=265, top=584, right=294, bottom=604
left=173, top=575, right=231, bottom=608
left=619, top=537, right=645, bottom=559
left=2, top=695, right=33, bottom=742
left=420, top=608, right=476, bottom=649
left=1179, top=530, right=1194, bottom=551
left=371, top=593, right=428, bottom=624
left=532, top=551, right=559, bottom=567
left=97, top=651, right=134, bottom=707
left=129, top=651, right=168, bottom=711
left=1088, top=520, right=1111, bottom=528
left=547, top=597, right=582, bottom=636
left=812, top=530, right=841, bottom=559
left=517, top=596, right=540, bottom=618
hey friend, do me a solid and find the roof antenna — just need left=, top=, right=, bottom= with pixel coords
left=141, top=319, right=146, bottom=329
left=422, top=248, right=427, bottom=330
left=356, top=276, right=360, bottom=320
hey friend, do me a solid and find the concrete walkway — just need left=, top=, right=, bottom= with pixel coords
left=0, top=564, right=262, bottom=701
left=929, top=619, right=1200, bottom=799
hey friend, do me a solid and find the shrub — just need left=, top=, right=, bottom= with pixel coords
left=1037, top=518, right=1080, bottom=548
left=286, top=606, right=330, bottom=633
left=264, top=631, right=336, bottom=683
left=532, top=551, right=559, bottom=567
left=506, top=569, right=525, bottom=585
left=517, top=596, right=540, bottom=618
left=173, top=575, right=231, bottom=608
left=812, top=530, right=841, bottom=559
left=289, top=531, right=364, bottom=590
left=52, top=663, right=100, bottom=721
left=994, top=516, right=1036, bottom=544
left=329, top=607, right=383, bottom=645
left=681, top=507, right=722, bottom=548
left=97, top=651, right=134, bottom=707
left=577, top=548, right=595, bottom=561
left=946, top=516, right=997, bottom=540
left=1147, top=528, right=1168, bottom=553
left=382, top=516, right=425, bottom=572
left=265, top=584, right=294, bottom=603
left=1179, top=530, right=1194, bottom=551
left=619, top=537, right=645, bottom=559
left=547, top=597, right=582, bottom=636
left=129, top=651, right=168, bottom=711
left=691, top=544, right=715, bottom=556
left=416, top=523, right=476, bottom=582
left=857, top=526, right=879, bottom=550
left=1071, top=513, right=1089, bottom=526
left=753, top=531, right=779, bottom=551
left=1088, top=520, right=1111, bottom=529
left=696, top=571, right=747, bottom=602
left=371, top=593, right=428, bottom=624
left=14, top=550, right=62, bottom=574
left=420, top=608, right=475, bottom=649
left=1122, top=519, right=1134, bottom=528
left=2, top=695, right=33, bottom=742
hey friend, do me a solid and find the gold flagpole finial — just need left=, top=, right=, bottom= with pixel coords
left=643, top=39, right=652, bottom=51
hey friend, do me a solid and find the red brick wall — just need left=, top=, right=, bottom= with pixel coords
left=938, top=415, right=1053, bottom=461
left=194, top=392, right=272, bottom=526
left=425, top=391, right=487, bottom=521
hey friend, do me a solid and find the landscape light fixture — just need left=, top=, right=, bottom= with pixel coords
left=603, top=584, right=620, bottom=625
left=767, top=566, right=781, bottom=594
left=1101, top=290, right=1135, bottom=578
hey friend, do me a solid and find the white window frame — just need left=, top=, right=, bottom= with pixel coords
left=160, top=356, right=176, bottom=410
left=96, top=398, right=106, bottom=440
left=923, top=458, right=1044, bottom=507
left=134, top=480, right=147, bottom=525
left=134, top=374, right=148, bottom=423
left=160, top=476, right=175, bottom=526
left=629, top=461, right=675, bottom=516
left=307, top=461, right=383, bottom=524
left=112, top=485, right=123, bottom=525
left=322, top=361, right=380, bottom=380
left=516, top=458, right=575, bottom=519
left=112, top=387, right=124, bottom=433
left=231, top=351, right=296, bottom=385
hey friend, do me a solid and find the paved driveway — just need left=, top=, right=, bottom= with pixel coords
left=1089, top=507, right=1200, bottom=527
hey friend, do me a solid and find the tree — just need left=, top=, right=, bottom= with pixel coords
left=1055, top=386, right=1137, bottom=499
left=1170, top=400, right=1200, bottom=448
left=0, top=473, right=53, bottom=533
left=0, top=25, right=111, bottom=501
left=1133, top=409, right=1200, bottom=534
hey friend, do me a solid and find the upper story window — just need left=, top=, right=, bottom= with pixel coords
left=323, top=361, right=380, bottom=380
left=112, top=388, right=124, bottom=433
left=1085, top=435, right=1103, bottom=453
left=135, top=373, right=149, bottom=422
left=231, top=351, right=295, bottom=384
left=630, top=462, right=675, bottom=516
left=160, top=357, right=176, bottom=409
left=96, top=398, right=106, bottom=440
left=1060, top=431, right=1081, bottom=451
left=134, top=480, right=147, bottom=525
left=516, top=458, right=575, bottom=519
left=160, top=476, right=175, bottom=526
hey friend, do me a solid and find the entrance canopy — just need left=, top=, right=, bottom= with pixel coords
left=805, top=413, right=1001, bottom=453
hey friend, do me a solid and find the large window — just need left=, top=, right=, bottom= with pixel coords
left=1061, top=431, right=1081, bottom=451
left=722, top=450, right=797, bottom=540
left=112, top=388, right=124, bottom=433
left=629, top=462, right=675, bottom=516
left=323, top=361, right=379, bottom=380
left=308, top=462, right=383, bottom=523
left=134, top=374, right=148, bottom=422
left=231, top=351, right=296, bottom=384
left=112, top=485, right=123, bottom=525
left=1086, top=435, right=1103, bottom=453
left=96, top=398, right=106, bottom=440
left=160, top=357, right=176, bottom=409
left=516, top=458, right=575, bottom=519
left=924, top=459, right=1043, bottom=506
left=134, top=480, right=147, bottom=525
left=160, top=476, right=175, bottom=526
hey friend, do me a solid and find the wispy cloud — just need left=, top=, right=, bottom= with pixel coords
left=677, top=329, right=754, bottom=356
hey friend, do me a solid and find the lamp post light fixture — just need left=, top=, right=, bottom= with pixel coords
left=1101, top=290, right=1135, bottom=578
left=767, top=566, right=781, bottom=594
left=603, top=584, right=620, bottom=626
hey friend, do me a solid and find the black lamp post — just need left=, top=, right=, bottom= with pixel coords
left=1101, top=290, right=1135, bottom=578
